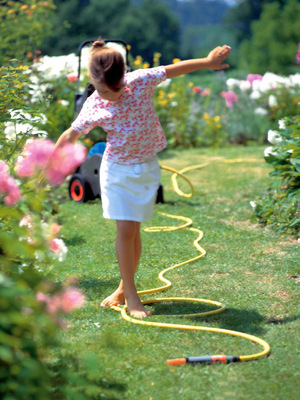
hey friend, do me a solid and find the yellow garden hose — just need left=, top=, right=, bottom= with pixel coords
left=111, top=159, right=271, bottom=366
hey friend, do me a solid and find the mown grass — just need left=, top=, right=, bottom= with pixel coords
left=52, top=145, right=299, bottom=400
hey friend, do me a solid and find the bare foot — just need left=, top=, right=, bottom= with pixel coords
left=101, top=289, right=125, bottom=307
left=126, top=297, right=153, bottom=319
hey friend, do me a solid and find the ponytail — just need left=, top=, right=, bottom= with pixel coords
left=90, top=39, right=105, bottom=52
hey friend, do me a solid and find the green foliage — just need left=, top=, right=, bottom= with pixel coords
left=160, top=0, right=231, bottom=58
left=261, top=86, right=300, bottom=126
left=153, top=75, right=229, bottom=148
left=0, top=0, right=56, bottom=65
left=154, top=77, right=199, bottom=147
left=252, top=116, right=300, bottom=237
left=0, top=273, right=58, bottom=400
left=224, top=0, right=288, bottom=45
left=0, top=10, right=110, bottom=399
left=43, top=0, right=180, bottom=64
left=121, top=0, right=180, bottom=64
left=0, top=62, right=30, bottom=123
left=181, top=24, right=235, bottom=59
left=239, top=0, right=300, bottom=74
left=35, top=75, right=76, bottom=141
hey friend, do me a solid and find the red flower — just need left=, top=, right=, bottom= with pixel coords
left=67, top=72, right=78, bottom=83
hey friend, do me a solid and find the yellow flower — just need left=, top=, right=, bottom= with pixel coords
left=159, top=100, right=168, bottom=106
left=188, top=82, right=193, bottom=87
left=173, top=58, right=181, bottom=64
left=167, top=93, right=176, bottom=99
left=158, top=90, right=165, bottom=99
left=143, top=62, right=150, bottom=69
left=214, top=116, right=220, bottom=122
left=216, top=124, right=221, bottom=129
left=134, top=55, right=143, bottom=66
left=127, top=44, right=131, bottom=50
left=203, top=112, right=210, bottom=120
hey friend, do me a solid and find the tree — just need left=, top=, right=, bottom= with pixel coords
left=0, top=0, right=56, bottom=64
left=119, top=0, right=180, bottom=64
left=42, top=0, right=132, bottom=56
left=224, top=0, right=289, bottom=46
left=41, top=0, right=180, bottom=64
left=134, top=0, right=231, bottom=59
left=239, top=0, right=300, bottom=74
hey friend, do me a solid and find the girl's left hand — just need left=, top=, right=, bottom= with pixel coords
left=207, top=45, right=231, bottom=70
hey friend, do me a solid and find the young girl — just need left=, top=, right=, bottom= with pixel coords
left=56, top=39, right=231, bottom=318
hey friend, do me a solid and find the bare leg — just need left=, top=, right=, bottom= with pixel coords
left=101, top=222, right=140, bottom=307
left=101, top=220, right=152, bottom=318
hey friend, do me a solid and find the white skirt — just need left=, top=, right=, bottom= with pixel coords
left=100, top=156, right=161, bottom=222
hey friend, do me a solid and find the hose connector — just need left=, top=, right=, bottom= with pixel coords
left=167, top=355, right=240, bottom=366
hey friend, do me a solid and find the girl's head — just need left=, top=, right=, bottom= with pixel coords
left=88, top=39, right=126, bottom=101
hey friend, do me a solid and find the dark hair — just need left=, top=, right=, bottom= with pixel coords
left=89, top=39, right=125, bottom=92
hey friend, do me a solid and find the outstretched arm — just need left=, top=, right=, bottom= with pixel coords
left=165, top=45, right=231, bottom=79
left=55, top=127, right=81, bottom=148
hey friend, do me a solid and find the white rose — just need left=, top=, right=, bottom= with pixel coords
left=239, top=80, right=251, bottom=91
left=268, top=95, right=278, bottom=107
left=226, top=78, right=240, bottom=90
left=264, top=146, right=278, bottom=157
left=250, top=90, right=261, bottom=100
left=267, top=130, right=282, bottom=145
left=254, top=107, right=268, bottom=116
left=278, top=119, right=286, bottom=130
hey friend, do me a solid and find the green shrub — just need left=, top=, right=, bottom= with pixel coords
left=0, top=0, right=55, bottom=65
left=251, top=116, right=300, bottom=237
left=0, top=273, right=58, bottom=399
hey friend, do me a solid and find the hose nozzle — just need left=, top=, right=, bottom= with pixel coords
left=167, top=355, right=240, bottom=366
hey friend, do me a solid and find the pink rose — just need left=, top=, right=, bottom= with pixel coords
left=16, top=139, right=87, bottom=186
left=201, top=88, right=211, bottom=97
left=0, top=160, right=22, bottom=205
left=15, top=139, right=55, bottom=177
left=61, top=288, right=85, bottom=312
left=247, top=74, right=263, bottom=85
left=37, top=288, right=85, bottom=314
left=221, top=90, right=238, bottom=108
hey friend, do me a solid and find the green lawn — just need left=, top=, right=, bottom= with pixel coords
left=52, top=146, right=299, bottom=400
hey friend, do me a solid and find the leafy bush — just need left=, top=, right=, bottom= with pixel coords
left=0, top=272, right=58, bottom=399
left=223, top=72, right=300, bottom=144
left=154, top=69, right=300, bottom=147
left=0, top=0, right=55, bottom=65
left=251, top=116, right=300, bottom=238
left=0, top=49, right=94, bottom=400
left=0, top=5, right=127, bottom=398
left=239, top=0, right=300, bottom=75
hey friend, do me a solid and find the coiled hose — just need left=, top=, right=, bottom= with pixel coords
left=111, top=160, right=271, bottom=365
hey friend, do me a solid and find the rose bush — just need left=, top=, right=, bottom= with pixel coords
left=251, top=116, right=300, bottom=238
left=0, top=58, right=89, bottom=400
